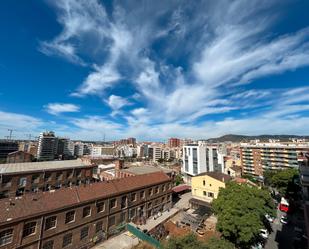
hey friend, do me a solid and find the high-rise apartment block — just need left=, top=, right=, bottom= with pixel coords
left=37, top=132, right=58, bottom=161
left=182, top=142, right=226, bottom=184
left=240, top=142, right=309, bottom=176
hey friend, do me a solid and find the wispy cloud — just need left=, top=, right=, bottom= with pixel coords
left=45, top=103, right=80, bottom=115
left=38, top=0, right=309, bottom=139
left=106, top=95, right=131, bottom=116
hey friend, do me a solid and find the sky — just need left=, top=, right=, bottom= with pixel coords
left=1, top=0, right=309, bottom=141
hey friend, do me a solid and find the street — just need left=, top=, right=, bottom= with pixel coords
left=265, top=208, right=305, bottom=249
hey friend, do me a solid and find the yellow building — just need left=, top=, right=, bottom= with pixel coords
left=191, top=172, right=232, bottom=203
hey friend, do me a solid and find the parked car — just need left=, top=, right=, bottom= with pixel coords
left=265, top=214, right=274, bottom=223
left=251, top=242, right=263, bottom=249
left=280, top=215, right=288, bottom=224
left=259, top=229, right=269, bottom=239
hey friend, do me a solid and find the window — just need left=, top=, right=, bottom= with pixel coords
left=203, top=191, right=207, bottom=196
left=56, top=172, right=63, bottom=180
left=83, top=206, right=91, bottom=218
left=0, top=191, right=9, bottom=199
left=44, top=173, right=52, bottom=181
left=148, top=202, right=152, bottom=208
left=131, top=193, right=136, bottom=202
left=108, top=216, right=116, bottom=227
left=162, top=185, right=166, bottom=192
left=121, top=196, right=127, bottom=208
left=65, top=211, right=75, bottom=224
left=203, top=180, right=205, bottom=186
left=148, top=188, right=153, bottom=196
left=0, top=229, right=13, bottom=246
left=42, top=240, right=54, bottom=249
left=129, top=208, right=136, bottom=219
left=80, top=226, right=89, bottom=240
left=110, top=198, right=117, bottom=209
left=140, top=191, right=145, bottom=199
left=23, top=222, right=36, bottom=237
left=95, top=221, right=103, bottom=233
left=120, top=212, right=126, bottom=222
left=97, top=202, right=105, bottom=213
left=32, top=174, right=40, bottom=183
left=2, top=176, right=12, bottom=186
left=45, top=216, right=57, bottom=230
left=62, top=233, right=72, bottom=248
left=155, top=186, right=159, bottom=194
left=19, top=177, right=27, bottom=187
left=208, top=192, right=214, bottom=198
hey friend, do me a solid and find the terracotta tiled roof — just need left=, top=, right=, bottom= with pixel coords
left=0, top=172, right=170, bottom=224
left=195, top=172, right=232, bottom=182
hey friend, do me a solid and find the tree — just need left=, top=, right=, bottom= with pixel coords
left=207, top=237, right=235, bottom=249
left=270, top=168, right=299, bottom=196
left=212, top=182, right=275, bottom=248
left=163, top=233, right=207, bottom=249
left=175, top=174, right=183, bottom=186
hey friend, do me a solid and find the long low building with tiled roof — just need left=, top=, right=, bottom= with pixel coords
left=0, top=171, right=173, bottom=249
left=0, top=159, right=98, bottom=199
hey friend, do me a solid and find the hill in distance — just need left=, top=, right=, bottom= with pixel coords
left=206, top=134, right=309, bottom=143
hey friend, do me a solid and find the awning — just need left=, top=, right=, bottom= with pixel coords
left=172, top=184, right=191, bottom=193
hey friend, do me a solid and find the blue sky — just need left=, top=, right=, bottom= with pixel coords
left=1, top=0, right=309, bottom=141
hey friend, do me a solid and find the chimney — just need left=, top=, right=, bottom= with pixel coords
left=115, top=160, right=124, bottom=171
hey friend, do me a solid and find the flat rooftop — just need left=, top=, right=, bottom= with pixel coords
left=0, top=159, right=94, bottom=174
left=121, top=166, right=173, bottom=175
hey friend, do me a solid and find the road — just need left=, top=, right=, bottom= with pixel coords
left=265, top=208, right=305, bottom=249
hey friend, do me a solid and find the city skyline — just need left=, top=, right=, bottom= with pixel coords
left=1, top=0, right=309, bottom=141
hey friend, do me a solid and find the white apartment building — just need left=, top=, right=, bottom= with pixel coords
left=37, top=131, right=58, bottom=161
left=182, top=142, right=226, bottom=184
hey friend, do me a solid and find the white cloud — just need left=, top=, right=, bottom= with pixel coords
left=0, top=110, right=44, bottom=139
left=38, top=0, right=309, bottom=140
left=45, top=103, right=80, bottom=115
left=72, top=65, right=121, bottom=96
left=106, top=95, right=131, bottom=116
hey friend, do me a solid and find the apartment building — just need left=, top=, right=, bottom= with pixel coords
left=240, top=142, right=309, bottom=176
left=182, top=142, right=226, bottom=184
left=37, top=132, right=58, bottom=161
left=191, top=172, right=231, bottom=203
left=168, top=138, right=180, bottom=148
left=0, top=172, right=172, bottom=249
left=0, top=141, right=18, bottom=160
left=0, top=159, right=97, bottom=199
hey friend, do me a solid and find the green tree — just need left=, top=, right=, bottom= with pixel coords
left=270, top=168, right=298, bottom=195
left=212, top=182, right=275, bottom=248
left=175, top=174, right=183, bottom=186
left=207, top=237, right=235, bottom=249
left=163, top=233, right=207, bottom=249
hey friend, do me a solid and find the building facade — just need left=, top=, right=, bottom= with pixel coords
left=191, top=172, right=231, bottom=203
left=0, top=172, right=172, bottom=249
left=168, top=138, right=180, bottom=148
left=0, top=159, right=97, bottom=199
left=6, top=151, right=33, bottom=164
left=240, top=142, right=309, bottom=176
left=37, top=132, right=58, bottom=161
left=0, top=141, right=18, bottom=161
left=182, top=142, right=226, bottom=184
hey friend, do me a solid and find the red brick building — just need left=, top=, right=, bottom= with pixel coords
left=0, top=172, right=172, bottom=249
left=168, top=138, right=180, bottom=148
left=0, top=159, right=97, bottom=199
